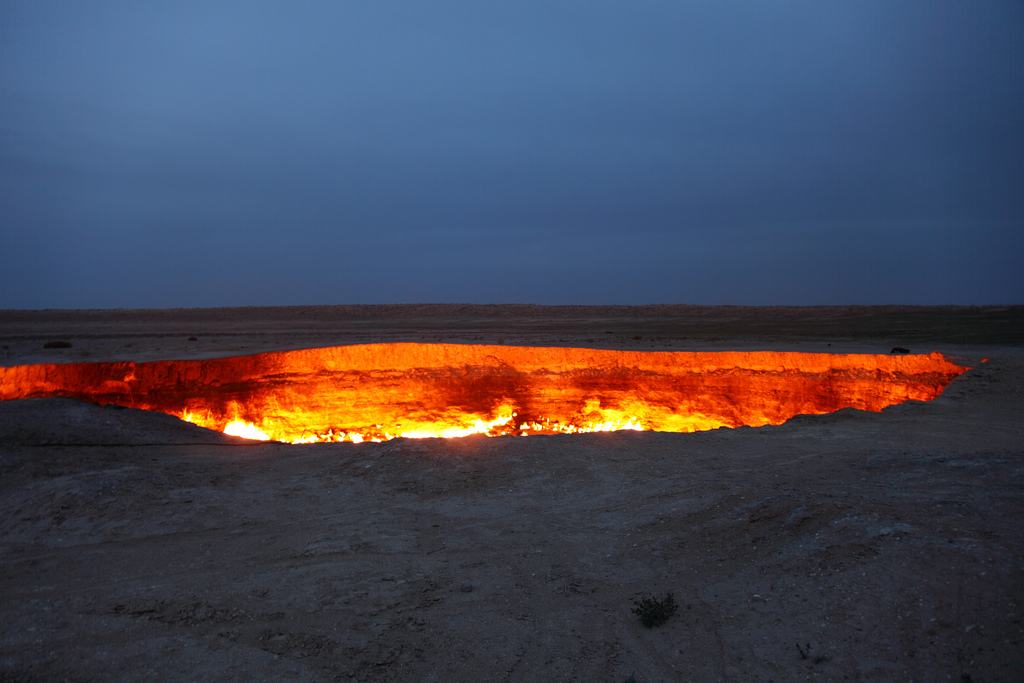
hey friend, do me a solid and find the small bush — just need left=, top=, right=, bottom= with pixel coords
left=632, top=592, right=678, bottom=628
left=43, top=340, right=72, bottom=349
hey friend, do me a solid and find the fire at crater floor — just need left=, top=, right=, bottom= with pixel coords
left=0, top=343, right=967, bottom=443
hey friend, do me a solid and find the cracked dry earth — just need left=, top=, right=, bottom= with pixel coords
left=0, top=353, right=1022, bottom=681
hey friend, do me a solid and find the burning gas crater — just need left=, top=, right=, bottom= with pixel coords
left=0, top=343, right=967, bottom=443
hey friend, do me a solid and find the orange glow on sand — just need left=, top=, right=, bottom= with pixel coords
left=0, top=343, right=968, bottom=443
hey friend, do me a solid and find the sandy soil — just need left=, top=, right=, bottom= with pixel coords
left=0, top=306, right=1022, bottom=681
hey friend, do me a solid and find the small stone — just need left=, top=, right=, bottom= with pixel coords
left=460, top=582, right=474, bottom=593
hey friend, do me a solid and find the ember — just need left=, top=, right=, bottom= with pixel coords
left=0, top=344, right=968, bottom=443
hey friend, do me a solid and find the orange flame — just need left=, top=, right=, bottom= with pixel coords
left=0, top=343, right=968, bottom=443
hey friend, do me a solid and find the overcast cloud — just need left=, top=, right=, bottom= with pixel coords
left=1, top=1, right=1021, bottom=307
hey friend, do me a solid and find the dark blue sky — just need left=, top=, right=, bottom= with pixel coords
left=2, top=1, right=1021, bottom=307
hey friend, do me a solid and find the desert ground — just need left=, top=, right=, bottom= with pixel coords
left=1, top=305, right=1022, bottom=681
